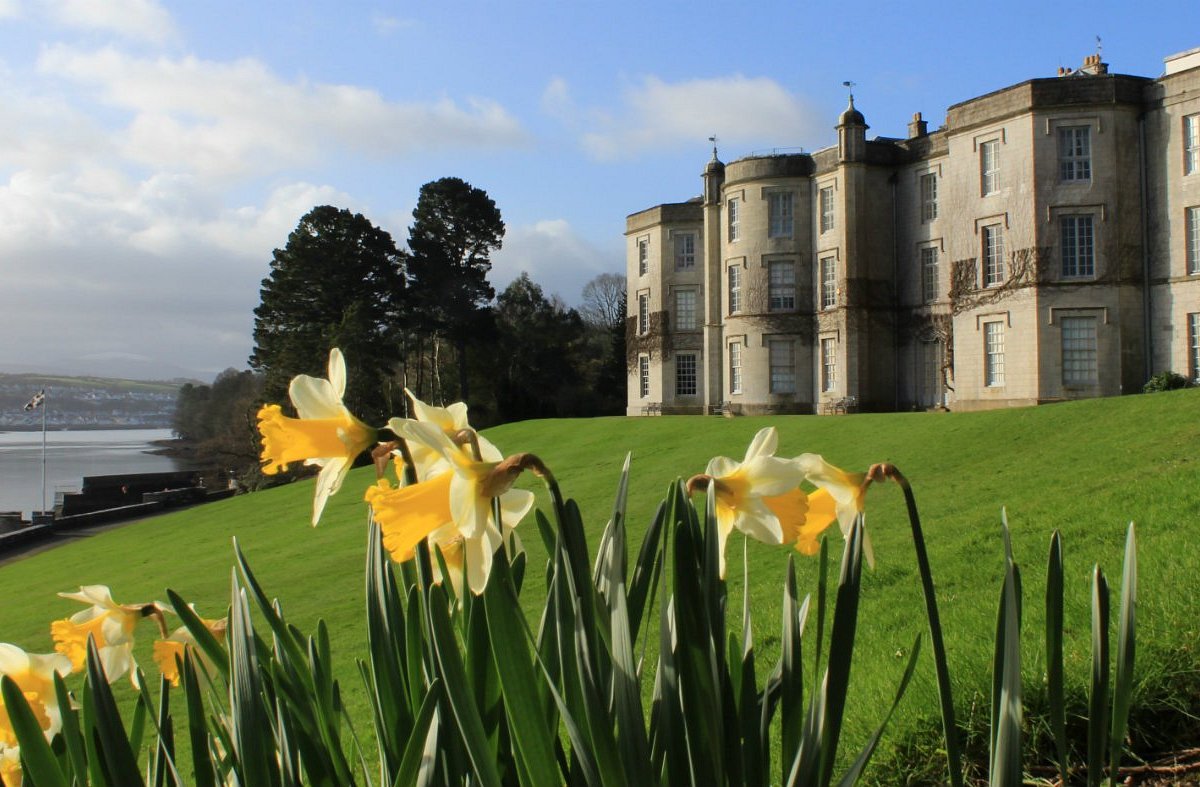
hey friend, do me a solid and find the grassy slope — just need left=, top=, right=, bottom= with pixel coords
left=1, top=388, right=1197, bottom=780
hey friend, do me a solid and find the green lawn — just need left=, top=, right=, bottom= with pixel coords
left=2, top=388, right=1197, bottom=782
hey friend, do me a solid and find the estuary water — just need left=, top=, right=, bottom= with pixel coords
left=0, top=429, right=183, bottom=517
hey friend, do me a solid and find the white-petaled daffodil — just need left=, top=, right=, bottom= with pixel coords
left=691, top=427, right=811, bottom=578
left=1, top=743, right=22, bottom=786
left=0, top=644, right=73, bottom=748
left=366, top=419, right=535, bottom=595
left=793, top=453, right=872, bottom=567
left=257, top=348, right=376, bottom=525
left=50, top=585, right=164, bottom=687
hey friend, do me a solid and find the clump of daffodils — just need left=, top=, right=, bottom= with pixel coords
left=256, top=349, right=877, bottom=595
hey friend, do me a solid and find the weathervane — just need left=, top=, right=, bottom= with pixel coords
left=708, top=134, right=719, bottom=160
left=1096, top=35, right=1103, bottom=58
left=842, top=80, right=856, bottom=102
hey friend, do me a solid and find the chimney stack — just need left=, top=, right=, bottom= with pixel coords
left=907, top=111, right=928, bottom=138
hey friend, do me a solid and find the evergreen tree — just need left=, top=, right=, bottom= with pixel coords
left=250, top=205, right=406, bottom=423
left=406, top=177, right=504, bottom=403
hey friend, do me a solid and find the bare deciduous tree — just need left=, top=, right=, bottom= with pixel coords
left=580, top=272, right=627, bottom=327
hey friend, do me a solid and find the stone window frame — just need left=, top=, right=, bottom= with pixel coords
left=979, top=137, right=1002, bottom=196
left=1060, top=213, right=1096, bottom=279
left=1187, top=206, right=1200, bottom=275
left=1189, top=312, right=1200, bottom=383
left=1184, top=114, right=1200, bottom=176
left=920, top=172, right=939, bottom=222
left=637, top=236, right=649, bottom=276
left=673, top=231, right=697, bottom=270
left=819, top=185, right=835, bottom=234
left=819, top=255, right=837, bottom=310
left=637, top=292, right=650, bottom=335
left=638, top=355, right=650, bottom=399
left=727, top=261, right=743, bottom=314
left=982, top=223, right=1005, bottom=287
left=920, top=244, right=940, bottom=303
left=767, top=190, right=795, bottom=239
left=727, top=196, right=741, bottom=242
left=820, top=336, right=837, bottom=393
left=983, top=320, right=1006, bottom=387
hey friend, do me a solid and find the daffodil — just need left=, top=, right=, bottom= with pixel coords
left=793, top=453, right=872, bottom=567
left=386, top=389, right=501, bottom=481
left=51, top=585, right=163, bottom=687
left=0, top=643, right=73, bottom=747
left=0, top=744, right=22, bottom=786
left=366, top=419, right=535, bottom=595
left=153, top=617, right=227, bottom=687
left=689, top=427, right=809, bottom=578
left=257, top=348, right=376, bottom=525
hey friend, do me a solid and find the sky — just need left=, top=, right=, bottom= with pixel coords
left=0, top=0, right=1196, bottom=380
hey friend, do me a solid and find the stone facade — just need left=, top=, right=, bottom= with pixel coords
left=626, top=47, right=1200, bottom=415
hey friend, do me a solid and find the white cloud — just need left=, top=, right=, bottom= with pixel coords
left=372, top=13, right=415, bottom=35
left=577, top=74, right=822, bottom=160
left=48, top=0, right=176, bottom=45
left=490, top=219, right=622, bottom=305
left=0, top=0, right=20, bottom=19
left=540, top=76, right=574, bottom=121
left=35, top=45, right=529, bottom=182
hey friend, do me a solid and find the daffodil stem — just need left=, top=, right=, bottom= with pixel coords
left=894, top=470, right=964, bottom=787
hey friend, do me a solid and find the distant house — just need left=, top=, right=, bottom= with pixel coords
left=626, top=47, right=1200, bottom=414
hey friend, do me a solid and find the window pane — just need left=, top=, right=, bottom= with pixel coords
left=769, top=261, right=796, bottom=311
left=1061, top=316, right=1098, bottom=385
left=769, top=340, right=796, bottom=394
left=675, top=353, right=697, bottom=396
left=675, top=290, right=696, bottom=330
left=820, top=187, right=835, bottom=232
left=728, top=198, right=740, bottom=241
left=639, top=356, right=650, bottom=398
left=921, top=246, right=939, bottom=302
left=1188, top=207, right=1200, bottom=275
left=821, top=338, right=836, bottom=392
left=769, top=192, right=794, bottom=238
left=985, top=321, right=1005, bottom=386
left=1189, top=313, right=1200, bottom=382
left=1186, top=115, right=1200, bottom=175
left=638, top=239, right=648, bottom=275
left=983, top=225, right=1005, bottom=286
left=638, top=294, right=649, bottom=334
left=1058, top=127, right=1092, bottom=182
left=729, top=342, right=742, bottom=394
left=1061, top=215, right=1094, bottom=278
left=728, top=265, right=741, bottom=312
left=921, top=174, right=938, bottom=221
left=981, top=140, right=1000, bottom=195
left=820, top=257, right=836, bottom=309
left=674, top=233, right=695, bottom=269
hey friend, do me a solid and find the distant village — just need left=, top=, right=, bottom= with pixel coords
left=0, top=376, right=179, bottom=430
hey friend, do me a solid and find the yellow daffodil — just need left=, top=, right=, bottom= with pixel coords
left=0, top=744, right=22, bottom=786
left=153, top=617, right=227, bottom=687
left=690, top=427, right=808, bottom=578
left=367, top=419, right=535, bottom=595
left=0, top=643, right=73, bottom=747
left=793, top=453, right=872, bottom=567
left=257, top=348, right=376, bottom=525
left=51, top=585, right=163, bottom=687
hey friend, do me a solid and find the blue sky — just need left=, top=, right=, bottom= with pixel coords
left=0, top=0, right=1195, bottom=379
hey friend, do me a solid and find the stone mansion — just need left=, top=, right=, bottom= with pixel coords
left=625, top=47, right=1200, bottom=415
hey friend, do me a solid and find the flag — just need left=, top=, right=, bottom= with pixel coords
left=23, top=389, right=44, bottom=411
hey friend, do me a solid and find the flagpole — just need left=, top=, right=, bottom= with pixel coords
left=41, top=388, right=47, bottom=516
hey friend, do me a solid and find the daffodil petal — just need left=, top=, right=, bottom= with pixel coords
left=706, top=455, right=740, bottom=478
left=734, top=497, right=784, bottom=545
left=742, top=455, right=806, bottom=497
left=311, top=458, right=349, bottom=526
left=742, top=427, right=778, bottom=462
left=288, top=374, right=343, bottom=421
left=465, top=527, right=501, bottom=595
left=765, top=488, right=810, bottom=544
left=498, top=488, right=535, bottom=530
left=327, top=348, right=346, bottom=400
left=367, top=473, right=455, bottom=561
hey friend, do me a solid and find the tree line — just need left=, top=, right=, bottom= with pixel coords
left=174, top=177, right=626, bottom=481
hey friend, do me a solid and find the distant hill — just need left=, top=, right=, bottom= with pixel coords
left=0, top=351, right=216, bottom=382
left=0, top=373, right=183, bottom=430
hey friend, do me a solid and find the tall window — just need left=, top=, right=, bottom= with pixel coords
left=675, top=353, right=697, bottom=396
left=921, top=246, right=939, bottom=303
left=1061, top=316, right=1098, bottom=386
left=920, top=173, right=938, bottom=222
left=637, top=293, right=649, bottom=335
left=820, top=338, right=837, bottom=393
left=768, top=260, right=796, bottom=311
left=727, top=265, right=741, bottom=313
left=1058, top=126, right=1092, bottom=182
left=769, top=192, right=794, bottom=238
left=638, top=356, right=649, bottom=398
left=638, top=238, right=648, bottom=276
left=1061, top=215, right=1095, bottom=278
left=820, top=256, right=837, bottom=309
left=1188, top=206, right=1200, bottom=275
left=727, top=197, right=740, bottom=242
left=1189, top=313, right=1200, bottom=382
left=729, top=342, right=742, bottom=394
left=984, top=321, right=1005, bottom=387
left=769, top=340, right=796, bottom=394
left=980, top=139, right=1000, bottom=195
left=1185, top=115, right=1200, bottom=175
left=675, top=289, right=697, bottom=331
left=819, top=186, right=835, bottom=233
left=674, top=232, right=696, bottom=270
left=983, top=224, right=1005, bottom=287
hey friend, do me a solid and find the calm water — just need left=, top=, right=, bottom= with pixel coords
left=0, top=429, right=184, bottom=517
